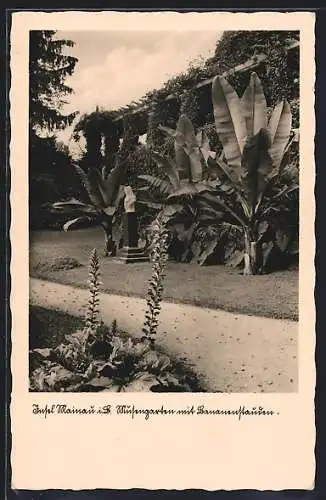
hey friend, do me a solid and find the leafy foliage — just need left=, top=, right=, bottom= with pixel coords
left=139, top=72, right=298, bottom=274
left=205, top=31, right=299, bottom=105
left=29, top=132, right=83, bottom=229
left=29, top=30, right=78, bottom=132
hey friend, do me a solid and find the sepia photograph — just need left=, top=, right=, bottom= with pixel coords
left=10, top=11, right=315, bottom=491
left=28, top=28, right=301, bottom=394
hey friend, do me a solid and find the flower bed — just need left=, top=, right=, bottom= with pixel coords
left=29, top=306, right=203, bottom=393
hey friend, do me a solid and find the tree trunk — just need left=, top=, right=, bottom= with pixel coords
left=101, top=216, right=116, bottom=257
left=243, top=228, right=260, bottom=275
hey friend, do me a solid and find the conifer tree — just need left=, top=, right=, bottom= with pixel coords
left=29, top=30, right=78, bottom=133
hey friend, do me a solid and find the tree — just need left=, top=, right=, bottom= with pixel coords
left=29, top=30, right=78, bottom=133
left=29, top=31, right=80, bottom=229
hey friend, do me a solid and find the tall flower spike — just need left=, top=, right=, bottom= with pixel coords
left=142, top=221, right=169, bottom=343
left=84, top=248, right=102, bottom=333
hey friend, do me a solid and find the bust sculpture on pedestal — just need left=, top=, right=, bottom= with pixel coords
left=120, top=185, right=149, bottom=263
left=124, top=186, right=136, bottom=213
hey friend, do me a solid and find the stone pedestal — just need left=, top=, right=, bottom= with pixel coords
left=120, top=213, right=149, bottom=263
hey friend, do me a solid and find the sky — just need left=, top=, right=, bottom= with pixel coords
left=55, top=30, right=222, bottom=148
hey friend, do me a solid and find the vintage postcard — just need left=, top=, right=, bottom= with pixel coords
left=10, top=10, right=315, bottom=491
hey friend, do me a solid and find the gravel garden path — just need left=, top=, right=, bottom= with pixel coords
left=30, top=278, right=298, bottom=393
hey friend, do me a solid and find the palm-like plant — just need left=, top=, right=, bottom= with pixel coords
left=139, top=115, right=213, bottom=195
left=140, top=72, right=298, bottom=274
left=52, top=161, right=126, bottom=256
left=206, top=71, right=298, bottom=274
left=138, top=115, right=226, bottom=264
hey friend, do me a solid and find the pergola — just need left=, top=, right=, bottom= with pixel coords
left=79, top=39, right=299, bottom=163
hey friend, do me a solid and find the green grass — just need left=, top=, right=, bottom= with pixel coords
left=30, top=227, right=299, bottom=321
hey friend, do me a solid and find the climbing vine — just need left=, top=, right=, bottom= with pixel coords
left=179, top=88, right=200, bottom=127
left=117, top=114, right=140, bottom=184
left=146, top=97, right=170, bottom=149
left=207, top=31, right=299, bottom=106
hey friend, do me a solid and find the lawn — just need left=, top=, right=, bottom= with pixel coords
left=30, top=227, right=299, bottom=321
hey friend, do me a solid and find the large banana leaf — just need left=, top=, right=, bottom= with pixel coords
left=241, top=72, right=267, bottom=137
left=63, top=216, right=94, bottom=231
left=160, top=123, right=212, bottom=170
left=241, top=129, right=274, bottom=212
left=206, top=157, right=252, bottom=218
left=226, top=249, right=244, bottom=268
left=88, top=168, right=112, bottom=207
left=167, top=180, right=213, bottom=200
left=175, top=115, right=203, bottom=182
left=268, top=100, right=292, bottom=170
left=161, top=204, right=184, bottom=217
left=158, top=121, right=193, bottom=180
left=138, top=174, right=174, bottom=195
left=207, top=156, right=242, bottom=192
left=74, top=165, right=104, bottom=208
left=151, top=151, right=180, bottom=189
left=211, top=75, right=247, bottom=174
left=178, top=116, right=203, bottom=182
left=136, top=200, right=165, bottom=210
left=197, top=199, right=224, bottom=222
left=196, top=130, right=212, bottom=164
left=103, top=161, right=127, bottom=206
left=102, top=165, right=111, bottom=180
left=167, top=182, right=200, bottom=199
left=51, top=199, right=98, bottom=214
left=174, top=138, right=191, bottom=181
left=201, top=192, right=246, bottom=228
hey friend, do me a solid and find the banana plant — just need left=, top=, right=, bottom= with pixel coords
left=139, top=114, right=216, bottom=196
left=207, top=71, right=297, bottom=274
left=51, top=162, right=126, bottom=256
left=138, top=115, right=225, bottom=264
